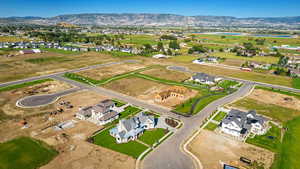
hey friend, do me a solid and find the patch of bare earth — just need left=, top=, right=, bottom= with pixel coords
left=142, top=67, right=191, bottom=82
left=247, top=89, right=300, bottom=110
left=188, top=130, right=274, bottom=169
left=78, top=63, right=145, bottom=80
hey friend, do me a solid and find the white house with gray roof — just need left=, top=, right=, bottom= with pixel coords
left=220, top=109, right=268, bottom=137
left=190, top=73, right=222, bottom=85
left=76, top=99, right=123, bottom=126
left=109, top=112, right=156, bottom=143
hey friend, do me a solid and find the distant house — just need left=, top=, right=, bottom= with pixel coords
left=220, top=109, right=268, bottom=137
left=190, top=73, right=222, bottom=85
left=289, top=69, right=300, bottom=77
left=110, top=112, right=156, bottom=143
left=76, top=99, right=123, bottom=126
left=19, top=49, right=41, bottom=55
left=193, top=57, right=219, bottom=64
left=152, top=54, right=170, bottom=59
left=250, top=62, right=271, bottom=70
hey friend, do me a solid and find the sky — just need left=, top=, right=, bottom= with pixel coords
left=0, top=0, right=299, bottom=18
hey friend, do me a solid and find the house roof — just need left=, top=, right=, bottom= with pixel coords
left=192, top=73, right=215, bottom=82
left=99, top=110, right=119, bottom=121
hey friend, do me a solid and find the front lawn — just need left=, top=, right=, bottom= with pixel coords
left=120, top=106, right=142, bottom=119
left=212, top=111, right=227, bottom=122
left=246, top=123, right=281, bottom=152
left=204, top=122, right=218, bottom=131
left=0, top=137, right=58, bottom=169
left=292, top=78, right=300, bottom=89
left=92, top=127, right=148, bottom=159
left=218, top=80, right=239, bottom=89
left=138, top=128, right=167, bottom=146
left=113, top=99, right=126, bottom=107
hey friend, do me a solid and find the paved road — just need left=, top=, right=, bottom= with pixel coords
left=0, top=60, right=138, bottom=88
left=142, top=83, right=254, bottom=169
left=16, top=87, right=83, bottom=108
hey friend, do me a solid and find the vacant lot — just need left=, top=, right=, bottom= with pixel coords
left=188, top=130, right=274, bottom=169
left=78, top=63, right=146, bottom=80
left=212, top=52, right=279, bottom=64
left=221, top=58, right=244, bottom=67
left=0, top=51, right=120, bottom=83
left=0, top=137, right=58, bottom=169
left=142, top=67, right=191, bottom=82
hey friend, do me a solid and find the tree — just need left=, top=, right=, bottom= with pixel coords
left=188, top=45, right=207, bottom=54
left=167, top=49, right=173, bottom=55
left=169, top=40, right=180, bottom=50
left=157, top=42, right=164, bottom=52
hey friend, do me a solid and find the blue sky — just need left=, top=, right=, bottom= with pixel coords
left=1, top=0, right=299, bottom=18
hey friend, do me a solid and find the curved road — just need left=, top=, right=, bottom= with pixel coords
left=142, top=83, right=254, bottom=169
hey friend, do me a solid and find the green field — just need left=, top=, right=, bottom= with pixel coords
left=212, top=111, right=227, bottom=122
left=271, top=117, right=300, bottom=169
left=246, top=123, right=282, bottom=152
left=0, top=137, right=58, bottom=169
left=138, top=128, right=166, bottom=146
left=93, top=127, right=148, bottom=159
left=0, top=78, right=53, bottom=92
left=63, top=72, right=101, bottom=85
left=25, top=56, right=73, bottom=64
left=292, top=78, right=300, bottom=89
left=212, top=52, right=279, bottom=64
left=204, top=122, right=218, bottom=131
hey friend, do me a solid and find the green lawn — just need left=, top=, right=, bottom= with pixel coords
left=204, top=122, right=218, bottom=131
left=218, top=80, right=239, bottom=89
left=246, top=123, right=282, bottom=152
left=25, top=57, right=73, bottom=64
left=120, top=106, right=142, bottom=119
left=138, top=128, right=166, bottom=146
left=112, top=99, right=126, bottom=107
left=212, top=111, right=227, bottom=122
left=231, top=98, right=300, bottom=123
left=271, top=117, right=300, bottom=169
left=63, top=72, right=101, bottom=85
left=0, top=137, right=58, bottom=169
left=93, top=127, right=148, bottom=159
left=0, top=78, right=53, bottom=92
left=212, top=52, right=279, bottom=64
left=292, top=78, right=300, bottom=89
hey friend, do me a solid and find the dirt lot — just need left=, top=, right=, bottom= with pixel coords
left=222, top=58, right=244, bottom=67
left=247, top=89, right=300, bottom=111
left=188, top=130, right=274, bottom=169
left=0, top=80, right=73, bottom=116
left=142, top=67, right=191, bottom=82
left=40, top=140, right=135, bottom=169
left=78, top=63, right=145, bottom=80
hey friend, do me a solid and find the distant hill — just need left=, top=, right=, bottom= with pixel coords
left=0, top=13, right=300, bottom=28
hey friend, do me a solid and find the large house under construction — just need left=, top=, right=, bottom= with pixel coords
left=155, top=86, right=188, bottom=102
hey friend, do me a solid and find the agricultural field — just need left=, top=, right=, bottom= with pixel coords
left=0, top=137, right=58, bottom=169
left=212, top=52, right=279, bottom=64
left=0, top=36, right=28, bottom=42
left=120, top=34, right=159, bottom=46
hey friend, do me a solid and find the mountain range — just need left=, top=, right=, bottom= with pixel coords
left=1, top=13, right=300, bottom=28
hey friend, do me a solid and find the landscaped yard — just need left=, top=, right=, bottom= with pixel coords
left=92, top=127, right=148, bottom=159
left=212, top=111, right=227, bottom=122
left=0, top=137, right=58, bottom=169
left=113, top=99, right=126, bottom=107
left=138, top=128, right=167, bottom=146
left=120, top=106, right=142, bottom=119
left=246, top=123, right=282, bottom=152
left=218, top=80, right=239, bottom=89
left=204, top=122, right=218, bottom=131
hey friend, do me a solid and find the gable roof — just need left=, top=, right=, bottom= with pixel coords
left=192, top=73, right=215, bottom=82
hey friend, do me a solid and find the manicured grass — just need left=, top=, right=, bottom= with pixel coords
left=93, top=127, right=148, bottom=159
left=231, top=98, right=300, bottom=123
left=143, top=111, right=160, bottom=118
left=271, top=117, right=300, bottom=169
left=204, top=122, right=218, bottom=131
left=0, top=78, right=53, bottom=92
left=212, top=111, right=227, bottom=122
left=218, top=80, right=239, bottom=89
left=292, top=78, right=300, bottom=89
left=25, top=57, right=73, bottom=64
left=192, top=94, right=227, bottom=114
left=246, top=123, right=281, bottom=152
left=120, top=106, right=142, bottom=119
left=138, top=128, right=166, bottom=146
left=112, top=99, right=126, bottom=107
left=173, top=94, right=203, bottom=114
left=0, top=137, right=58, bottom=169
left=63, top=72, right=100, bottom=85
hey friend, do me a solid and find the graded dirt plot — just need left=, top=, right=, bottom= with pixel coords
left=188, top=130, right=274, bottom=169
left=142, top=67, right=191, bottom=82
left=247, top=89, right=300, bottom=111
left=78, top=63, right=145, bottom=80
left=0, top=80, right=73, bottom=116
left=104, top=77, right=169, bottom=97
left=40, top=140, right=135, bottom=169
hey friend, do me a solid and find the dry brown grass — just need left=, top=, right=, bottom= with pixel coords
left=142, top=67, right=191, bottom=82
